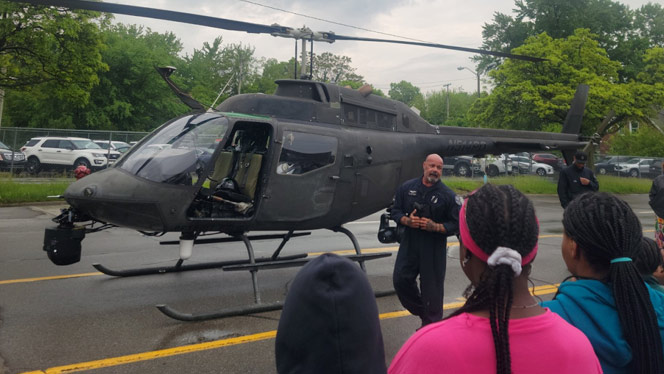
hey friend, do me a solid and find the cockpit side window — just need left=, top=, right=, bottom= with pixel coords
left=276, top=131, right=337, bottom=175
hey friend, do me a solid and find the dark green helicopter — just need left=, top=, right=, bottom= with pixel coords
left=14, top=0, right=589, bottom=321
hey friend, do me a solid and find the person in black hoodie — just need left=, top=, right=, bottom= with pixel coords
left=275, top=253, right=387, bottom=374
left=649, top=160, right=664, bottom=249
left=557, top=151, right=599, bottom=208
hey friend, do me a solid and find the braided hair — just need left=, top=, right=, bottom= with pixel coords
left=448, top=184, right=539, bottom=374
left=635, top=237, right=663, bottom=276
left=563, top=192, right=663, bottom=374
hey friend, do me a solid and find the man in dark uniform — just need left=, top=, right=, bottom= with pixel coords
left=391, top=154, right=460, bottom=327
left=557, top=150, right=599, bottom=208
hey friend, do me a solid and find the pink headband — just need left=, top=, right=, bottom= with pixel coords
left=459, top=197, right=538, bottom=265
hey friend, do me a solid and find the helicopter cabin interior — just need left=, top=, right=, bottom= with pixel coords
left=188, top=121, right=272, bottom=220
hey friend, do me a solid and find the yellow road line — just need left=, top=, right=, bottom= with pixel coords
left=18, top=284, right=559, bottom=374
left=0, top=272, right=102, bottom=285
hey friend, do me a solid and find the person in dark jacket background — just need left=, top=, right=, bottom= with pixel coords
left=275, top=253, right=386, bottom=374
left=557, top=151, right=599, bottom=208
left=650, top=160, right=664, bottom=249
left=391, top=154, right=460, bottom=327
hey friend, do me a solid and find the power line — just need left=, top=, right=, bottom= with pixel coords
left=237, top=0, right=433, bottom=44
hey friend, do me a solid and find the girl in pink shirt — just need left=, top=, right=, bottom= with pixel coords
left=389, top=184, right=601, bottom=374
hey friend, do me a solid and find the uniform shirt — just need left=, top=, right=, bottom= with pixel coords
left=391, top=177, right=459, bottom=237
left=389, top=310, right=602, bottom=374
left=557, top=165, right=599, bottom=208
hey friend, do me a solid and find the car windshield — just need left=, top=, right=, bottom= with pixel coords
left=95, top=142, right=110, bottom=149
left=71, top=140, right=102, bottom=149
left=118, top=113, right=230, bottom=185
left=0, top=141, right=9, bottom=150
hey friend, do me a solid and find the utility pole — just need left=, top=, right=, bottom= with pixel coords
left=443, top=83, right=451, bottom=121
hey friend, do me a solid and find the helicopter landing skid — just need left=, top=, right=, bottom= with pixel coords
left=92, top=231, right=310, bottom=277
left=156, top=226, right=394, bottom=321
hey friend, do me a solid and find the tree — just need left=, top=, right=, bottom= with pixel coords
left=254, top=58, right=296, bottom=94
left=478, top=0, right=663, bottom=81
left=423, top=89, right=476, bottom=126
left=311, top=52, right=363, bottom=83
left=0, top=2, right=107, bottom=105
left=607, top=125, right=664, bottom=157
left=468, top=29, right=625, bottom=134
left=5, top=23, right=188, bottom=130
left=388, top=81, right=424, bottom=108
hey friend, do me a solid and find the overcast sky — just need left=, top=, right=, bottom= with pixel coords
left=110, top=0, right=655, bottom=95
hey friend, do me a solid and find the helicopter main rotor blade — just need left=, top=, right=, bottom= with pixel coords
left=328, top=34, right=547, bottom=62
left=12, top=0, right=545, bottom=62
left=11, top=0, right=287, bottom=34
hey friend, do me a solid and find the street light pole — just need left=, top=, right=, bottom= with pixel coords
left=457, top=66, right=480, bottom=98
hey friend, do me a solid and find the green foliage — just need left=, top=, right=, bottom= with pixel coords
left=606, top=126, right=664, bottom=157
left=423, top=90, right=476, bottom=126
left=443, top=174, right=651, bottom=195
left=255, top=58, right=296, bottom=94
left=311, top=52, right=363, bottom=83
left=0, top=2, right=107, bottom=104
left=388, top=81, right=424, bottom=108
left=467, top=29, right=641, bottom=135
left=0, top=181, right=70, bottom=204
left=479, top=0, right=664, bottom=81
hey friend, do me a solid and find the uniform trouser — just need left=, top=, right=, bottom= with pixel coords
left=392, top=231, right=446, bottom=326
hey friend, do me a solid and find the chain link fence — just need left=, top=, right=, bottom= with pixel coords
left=0, top=127, right=149, bottom=151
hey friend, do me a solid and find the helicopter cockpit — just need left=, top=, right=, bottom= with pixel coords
left=118, top=112, right=229, bottom=186
left=116, top=112, right=272, bottom=220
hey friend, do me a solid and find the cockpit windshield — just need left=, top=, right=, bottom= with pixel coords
left=118, top=113, right=230, bottom=185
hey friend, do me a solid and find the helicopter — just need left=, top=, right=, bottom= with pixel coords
left=15, top=0, right=590, bottom=321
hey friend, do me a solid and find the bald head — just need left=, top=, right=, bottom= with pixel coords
left=422, top=154, right=443, bottom=185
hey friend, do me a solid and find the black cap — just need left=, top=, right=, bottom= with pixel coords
left=574, top=151, right=588, bottom=164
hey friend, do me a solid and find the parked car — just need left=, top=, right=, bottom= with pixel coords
left=443, top=156, right=474, bottom=177
left=532, top=153, right=564, bottom=171
left=614, top=158, right=653, bottom=177
left=510, top=155, right=555, bottom=176
left=475, top=154, right=514, bottom=177
left=21, top=137, right=119, bottom=174
left=93, top=140, right=132, bottom=153
left=0, top=140, right=27, bottom=172
left=646, top=158, right=664, bottom=178
left=594, top=156, right=626, bottom=175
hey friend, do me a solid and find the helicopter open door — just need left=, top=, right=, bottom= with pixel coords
left=187, top=121, right=272, bottom=221
left=256, top=127, right=339, bottom=227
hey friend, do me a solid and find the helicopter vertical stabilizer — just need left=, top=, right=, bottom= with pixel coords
left=561, top=84, right=589, bottom=164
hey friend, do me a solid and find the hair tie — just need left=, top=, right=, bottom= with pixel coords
left=610, top=257, right=632, bottom=264
left=487, top=247, right=523, bottom=277
left=459, top=198, right=538, bottom=266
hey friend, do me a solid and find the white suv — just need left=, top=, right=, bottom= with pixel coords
left=21, top=137, right=119, bottom=173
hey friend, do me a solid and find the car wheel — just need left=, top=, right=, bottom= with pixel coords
left=26, top=157, right=41, bottom=174
left=486, top=165, right=499, bottom=177
left=455, top=163, right=471, bottom=178
left=598, top=167, right=607, bottom=175
left=629, top=169, right=639, bottom=178
left=536, top=168, right=546, bottom=176
left=74, top=158, right=91, bottom=170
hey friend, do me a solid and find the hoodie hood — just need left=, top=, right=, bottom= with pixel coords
left=543, top=279, right=664, bottom=374
left=275, top=253, right=386, bottom=374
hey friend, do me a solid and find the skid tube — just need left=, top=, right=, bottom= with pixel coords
left=156, top=226, right=395, bottom=322
left=92, top=232, right=311, bottom=277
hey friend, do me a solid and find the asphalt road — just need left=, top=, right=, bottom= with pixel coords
left=0, top=194, right=657, bottom=374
